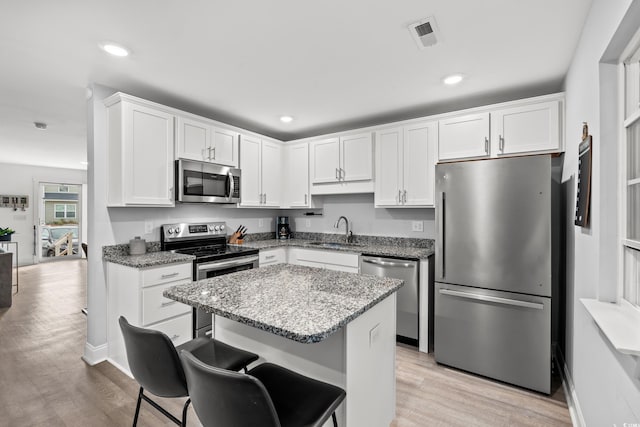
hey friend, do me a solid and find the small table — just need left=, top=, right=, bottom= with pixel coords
left=0, top=241, right=18, bottom=293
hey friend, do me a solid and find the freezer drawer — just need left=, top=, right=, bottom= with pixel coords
left=434, top=283, right=551, bottom=393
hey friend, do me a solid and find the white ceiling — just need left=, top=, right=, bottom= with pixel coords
left=0, top=0, right=592, bottom=170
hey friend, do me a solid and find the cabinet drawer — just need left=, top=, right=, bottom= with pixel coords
left=142, top=263, right=192, bottom=287
left=151, top=312, right=192, bottom=347
left=295, top=248, right=359, bottom=268
left=259, top=248, right=286, bottom=266
left=142, top=280, right=192, bottom=326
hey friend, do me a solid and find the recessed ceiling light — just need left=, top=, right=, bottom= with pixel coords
left=101, top=42, right=130, bottom=57
left=280, top=116, right=293, bottom=123
left=34, top=122, right=47, bottom=130
left=443, top=74, right=464, bottom=85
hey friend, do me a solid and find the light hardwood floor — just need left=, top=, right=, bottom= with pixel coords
left=0, top=260, right=572, bottom=426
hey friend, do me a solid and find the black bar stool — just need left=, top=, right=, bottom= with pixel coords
left=180, top=349, right=346, bottom=427
left=118, top=316, right=259, bottom=427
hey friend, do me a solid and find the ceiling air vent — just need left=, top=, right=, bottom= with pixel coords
left=409, top=17, right=440, bottom=49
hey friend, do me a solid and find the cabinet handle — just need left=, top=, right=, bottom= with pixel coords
left=304, top=194, right=308, bottom=205
left=161, top=300, right=177, bottom=307
left=398, top=190, right=402, bottom=204
left=499, top=135, right=504, bottom=152
left=161, top=272, right=180, bottom=279
left=340, top=168, right=345, bottom=180
left=207, top=146, right=213, bottom=160
left=170, top=334, right=180, bottom=341
left=265, top=255, right=276, bottom=260
left=403, top=190, right=407, bottom=204
left=484, top=137, right=489, bottom=154
left=335, top=168, right=339, bottom=180
left=263, top=193, right=267, bottom=204
left=212, top=146, right=216, bottom=159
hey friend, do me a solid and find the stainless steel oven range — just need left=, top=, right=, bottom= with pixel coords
left=160, top=221, right=259, bottom=338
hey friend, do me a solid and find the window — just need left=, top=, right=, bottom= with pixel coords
left=54, top=203, right=76, bottom=219
left=622, top=44, right=640, bottom=307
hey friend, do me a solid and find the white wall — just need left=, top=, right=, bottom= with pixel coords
left=290, top=193, right=434, bottom=239
left=563, top=0, right=640, bottom=424
left=0, top=162, right=86, bottom=265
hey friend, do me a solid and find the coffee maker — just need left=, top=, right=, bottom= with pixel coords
left=276, top=216, right=291, bottom=240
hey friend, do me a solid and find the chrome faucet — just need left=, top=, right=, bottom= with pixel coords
left=334, top=216, right=353, bottom=243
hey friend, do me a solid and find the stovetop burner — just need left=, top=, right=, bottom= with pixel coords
left=161, top=221, right=259, bottom=263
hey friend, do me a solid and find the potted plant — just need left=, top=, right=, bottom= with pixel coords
left=0, top=228, right=15, bottom=241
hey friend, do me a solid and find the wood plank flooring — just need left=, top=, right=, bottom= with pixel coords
left=0, top=260, right=573, bottom=426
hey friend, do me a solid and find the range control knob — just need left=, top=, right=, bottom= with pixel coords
left=219, top=225, right=225, bottom=231
left=208, top=225, right=215, bottom=232
left=214, top=225, right=220, bottom=232
left=174, top=227, right=181, bottom=235
left=167, top=228, right=174, bottom=234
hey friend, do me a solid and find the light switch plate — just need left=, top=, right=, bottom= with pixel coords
left=144, top=221, right=153, bottom=234
left=258, top=218, right=264, bottom=228
left=305, top=219, right=311, bottom=228
left=412, top=221, right=424, bottom=232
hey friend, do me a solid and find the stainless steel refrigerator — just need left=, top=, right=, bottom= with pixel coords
left=434, top=154, right=563, bottom=394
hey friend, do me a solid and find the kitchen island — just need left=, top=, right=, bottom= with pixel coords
left=164, top=263, right=403, bottom=427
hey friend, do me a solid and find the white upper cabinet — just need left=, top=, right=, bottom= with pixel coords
left=239, top=135, right=282, bottom=207
left=341, top=133, right=373, bottom=182
left=438, top=113, right=490, bottom=161
left=375, top=121, right=437, bottom=208
left=491, top=100, right=561, bottom=155
left=438, top=95, right=563, bottom=162
left=311, top=137, right=341, bottom=183
left=106, top=94, right=175, bottom=207
left=285, top=143, right=311, bottom=208
left=311, top=133, right=373, bottom=184
left=403, top=122, right=437, bottom=206
left=176, top=115, right=238, bottom=167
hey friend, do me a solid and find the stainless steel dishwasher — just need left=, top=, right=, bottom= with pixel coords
left=360, top=255, right=419, bottom=345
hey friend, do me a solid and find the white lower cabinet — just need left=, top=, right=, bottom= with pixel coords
left=259, top=248, right=286, bottom=267
left=289, top=248, right=359, bottom=273
left=107, top=261, right=193, bottom=375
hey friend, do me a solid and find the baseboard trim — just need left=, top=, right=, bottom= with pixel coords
left=82, top=341, right=108, bottom=366
left=556, top=352, right=586, bottom=427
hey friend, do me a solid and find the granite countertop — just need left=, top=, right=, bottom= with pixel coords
left=103, top=246, right=194, bottom=268
left=164, top=263, right=403, bottom=343
left=236, top=239, right=434, bottom=260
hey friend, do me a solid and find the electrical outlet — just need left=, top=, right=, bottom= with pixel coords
left=412, top=221, right=424, bottom=232
left=144, top=221, right=153, bottom=234
left=258, top=218, right=264, bottom=228
left=305, top=219, right=311, bottom=228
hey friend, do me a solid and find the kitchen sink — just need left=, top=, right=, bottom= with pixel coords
left=306, top=241, right=365, bottom=249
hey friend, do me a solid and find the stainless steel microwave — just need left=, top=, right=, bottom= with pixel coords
left=176, top=159, right=240, bottom=204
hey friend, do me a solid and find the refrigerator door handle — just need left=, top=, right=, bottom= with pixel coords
left=438, top=191, right=445, bottom=278
left=439, top=288, right=544, bottom=310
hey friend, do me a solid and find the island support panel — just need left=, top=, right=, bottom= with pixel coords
left=214, top=294, right=397, bottom=427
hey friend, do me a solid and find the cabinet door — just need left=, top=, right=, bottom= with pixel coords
left=438, top=113, right=490, bottom=161
left=175, top=116, right=210, bottom=161
left=239, top=135, right=262, bottom=206
left=123, top=102, right=175, bottom=206
left=261, top=141, right=282, bottom=207
left=375, top=128, right=402, bottom=207
left=341, top=132, right=373, bottom=182
left=403, top=121, right=437, bottom=206
left=311, top=138, right=340, bottom=183
left=212, top=127, right=239, bottom=167
left=287, top=143, right=310, bottom=207
left=491, top=101, right=561, bottom=155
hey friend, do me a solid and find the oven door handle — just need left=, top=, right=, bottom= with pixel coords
left=197, top=255, right=259, bottom=271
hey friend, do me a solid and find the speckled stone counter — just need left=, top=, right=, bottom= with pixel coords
left=164, top=263, right=403, bottom=343
left=103, top=242, right=194, bottom=268
left=235, top=238, right=434, bottom=260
